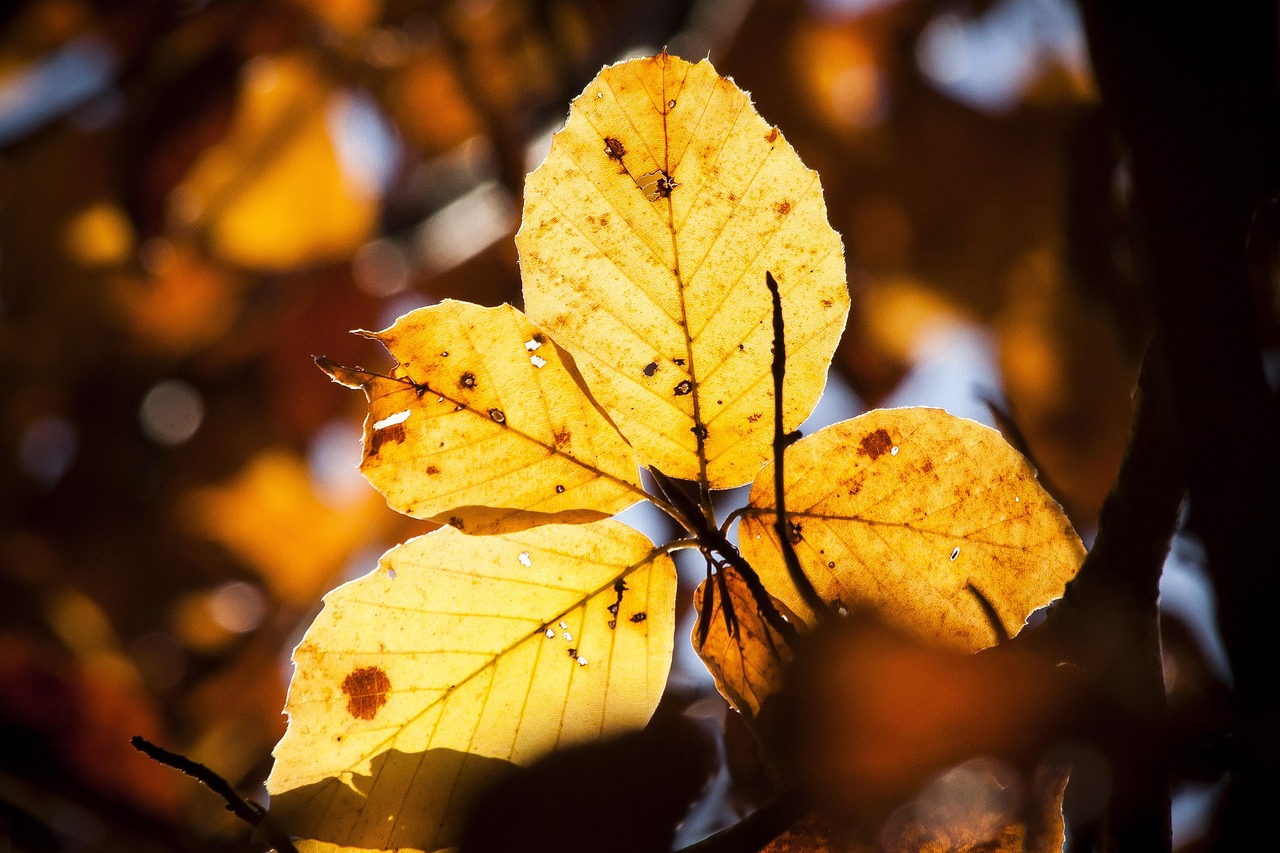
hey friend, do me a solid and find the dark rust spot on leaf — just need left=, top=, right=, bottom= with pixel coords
left=488, top=408, right=506, bottom=424
left=449, top=516, right=465, bottom=529
left=341, top=666, right=390, bottom=720
left=674, top=358, right=686, bottom=366
left=674, top=380, right=692, bottom=396
left=555, top=484, right=565, bottom=493
left=858, top=428, right=893, bottom=460
left=788, top=521, right=803, bottom=543
left=604, top=136, right=626, bottom=161
left=630, top=612, right=647, bottom=623
left=369, top=423, right=406, bottom=455
left=691, top=424, right=708, bottom=440
left=643, top=361, right=658, bottom=377
left=459, top=372, right=477, bottom=389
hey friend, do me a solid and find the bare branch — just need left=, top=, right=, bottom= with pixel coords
left=765, top=271, right=827, bottom=616
left=131, top=736, right=299, bottom=853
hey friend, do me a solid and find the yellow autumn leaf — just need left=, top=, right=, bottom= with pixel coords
left=518, top=52, right=848, bottom=488
left=174, top=53, right=376, bottom=271
left=267, top=520, right=676, bottom=853
left=319, top=299, right=645, bottom=534
left=739, top=408, right=1085, bottom=651
left=692, top=567, right=794, bottom=722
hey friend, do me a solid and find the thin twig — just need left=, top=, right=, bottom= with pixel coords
left=765, top=271, right=827, bottom=616
left=712, top=554, right=742, bottom=640
left=130, top=736, right=299, bottom=853
left=697, top=556, right=719, bottom=648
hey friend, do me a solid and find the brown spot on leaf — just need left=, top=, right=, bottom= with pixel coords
left=553, top=428, right=571, bottom=449
left=341, top=666, right=390, bottom=721
left=921, top=459, right=935, bottom=474
left=426, top=464, right=439, bottom=475
left=766, top=127, right=779, bottom=143
left=747, top=413, right=763, bottom=423
left=604, top=136, right=626, bottom=161
left=775, top=200, right=792, bottom=217
left=369, top=423, right=406, bottom=455
left=449, top=516, right=465, bottom=529
left=858, top=428, right=894, bottom=460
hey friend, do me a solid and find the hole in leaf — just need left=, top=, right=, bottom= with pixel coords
left=372, top=410, right=411, bottom=430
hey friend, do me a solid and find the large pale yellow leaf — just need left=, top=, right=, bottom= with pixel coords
left=692, top=567, right=794, bottom=722
left=320, top=299, right=644, bottom=534
left=739, top=408, right=1085, bottom=651
left=267, top=520, right=676, bottom=853
left=518, top=52, right=848, bottom=488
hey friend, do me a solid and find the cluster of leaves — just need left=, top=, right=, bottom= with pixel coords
left=267, top=53, right=1085, bottom=852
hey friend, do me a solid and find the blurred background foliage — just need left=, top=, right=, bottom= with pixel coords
left=0, top=0, right=1166, bottom=849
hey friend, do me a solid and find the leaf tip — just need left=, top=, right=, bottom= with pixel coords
left=314, top=355, right=370, bottom=389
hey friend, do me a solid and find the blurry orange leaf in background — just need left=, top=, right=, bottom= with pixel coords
left=63, top=201, right=135, bottom=267
left=109, top=242, right=244, bottom=355
left=181, top=448, right=392, bottom=605
left=393, top=50, right=483, bottom=155
left=173, top=52, right=377, bottom=271
left=290, top=0, right=381, bottom=38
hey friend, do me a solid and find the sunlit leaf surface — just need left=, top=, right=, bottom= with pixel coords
left=320, top=300, right=644, bottom=534
left=267, top=521, right=676, bottom=853
left=519, top=52, right=848, bottom=488
left=740, top=408, right=1084, bottom=650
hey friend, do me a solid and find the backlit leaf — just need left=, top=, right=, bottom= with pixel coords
left=692, top=567, right=794, bottom=722
left=267, top=520, right=676, bottom=853
left=320, top=300, right=644, bottom=534
left=518, top=52, right=848, bottom=488
left=739, top=408, right=1084, bottom=650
